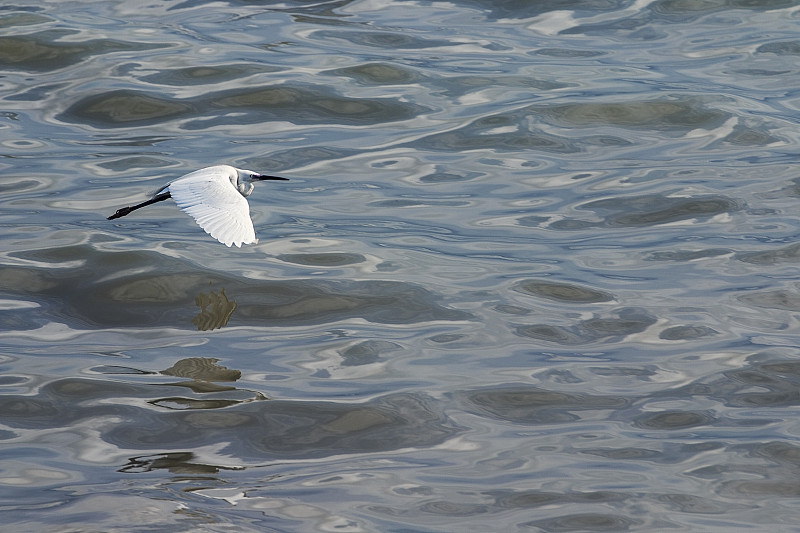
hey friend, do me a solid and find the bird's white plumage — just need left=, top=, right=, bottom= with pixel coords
left=166, top=165, right=257, bottom=247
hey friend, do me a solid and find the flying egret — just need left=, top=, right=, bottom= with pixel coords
left=107, top=164, right=289, bottom=247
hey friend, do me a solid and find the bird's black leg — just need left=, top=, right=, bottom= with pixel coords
left=107, top=192, right=172, bottom=220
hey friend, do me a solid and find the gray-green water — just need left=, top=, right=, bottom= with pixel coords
left=3, top=1, right=800, bottom=531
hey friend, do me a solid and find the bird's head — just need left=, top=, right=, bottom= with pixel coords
left=234, top=168, right=289, bottom=197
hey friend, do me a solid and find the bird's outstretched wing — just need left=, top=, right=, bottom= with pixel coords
left=167, top=167, right=257, bottom=247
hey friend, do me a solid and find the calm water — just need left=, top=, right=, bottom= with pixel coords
left=3, top=0, right=800, bottom=531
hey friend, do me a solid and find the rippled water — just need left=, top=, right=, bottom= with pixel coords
left=3, top=0, right=800, bottom=531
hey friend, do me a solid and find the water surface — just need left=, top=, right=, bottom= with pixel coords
left=3, top=0, right=800, bottom=531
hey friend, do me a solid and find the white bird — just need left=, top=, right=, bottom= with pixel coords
left=108, top=165, right=289, bottom=247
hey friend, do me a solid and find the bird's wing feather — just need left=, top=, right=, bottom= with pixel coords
left=167, top=167, right=256, bottom=247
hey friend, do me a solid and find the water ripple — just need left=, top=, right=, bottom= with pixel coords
left=3, top=0, right=800, bottom=530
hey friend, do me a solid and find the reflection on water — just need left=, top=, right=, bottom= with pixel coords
left=192, top=289, right=237, bottom=331
left=162, top=357, right=242, bottom=383
left=0, top=245, right=469, bottom=328
left=120, top=452, right=245, bottom=474
left=2, top=0, right=800, bottom=530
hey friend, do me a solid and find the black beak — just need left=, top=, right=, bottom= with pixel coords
left=254, top=174, right=289, bottom=181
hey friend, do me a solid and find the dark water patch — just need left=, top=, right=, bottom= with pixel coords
left=634, top=410, right=715, bottom=430
left=757, top=41, right=800, bottom=55
left=96, top=156, right=172, bottom=172
left=758, top=361, right=800, bottom=378
left=412, top=121, right=581, bottom=154
left=582, top=311, right=656, bottom=336
left=74, top=135, right=175, bottom=147
left=107, top=392, right=459, bottom=460
left=516, top=215, right=550, bottom=228
left=432, top=75, right=568, bottom=98
left=459, top=385, right=629, bottom=424
left=0, top=266, right=58, bottom=293
left=754, top=176, right=800, bottom=200
left=546, top=218, right=598, bottom=230
left=489, top=489, right=625, bottom=509
left=514, top=279, right=613, bottom=303
left=659, top=325, right=718, bottom=340
left=590, top=366, right=656, bottom=377
left=738, top=290, right=800, bottom=311
left=0, top=12, right=51, bottom=29
left=734, top=68, right=791, bottom=77
left=653, top=493, right=736, bottom=514
left=140, top=64, right=283, bottom=86
left=653, top=358, right=800, bottom=410
left=278, top=253, right=365, bottom=267
left=722, top=124, right=781, bottom=146
left=515, top=308, right=656, bottom=345
left=201, top=84, right=426, bottom=127
left=0, top=178, right=42, bottom=194
left=339, top=340, right=402, bottom=366
left=0, top=375, right=459, bottom=459
left=428, top=333, right=467, bottom=343
left=534, top=97, right=728, bottom=132
left=408, top=103, right=631, bottom=153
left=324, top=62, right=420, bottom=85
left=748, top=441, right=800, bottom=469
left=419, top=169, right=485, bottom=183
left=0, top=378, right=155, bottom=429
left=523, top=513, right=641, bottom=531
left=381, top=493, right=640, bottom=528
left=651, top=0, right=795, bottom=22
left=416, top=500, right=492, bottom=516
left=736, top=243, right=800, bottom=264
left=59, top=85, right=427, bottom=129
left=235, top=279, right=470, bottom=325
left=550, top=194, right=739, bottom=230
left=515, top=324, right=581, bottom=344
left=0, top=30, right=165, bottom=72
left=561, top=13, right=659, bottom=39
left=582, top=447, right=664, bottom=460
left=1, top=246, right=470, bottom=328
left=451, top=0, right=631, bottom=20
left=368, top=198, right=469, bottom=208
left=314, top=29, right=455, bottom=50
left=59, top=90, right=193, bottom=127
left=646, top=248, right=732, bottom=261
left=718, top=480, right=800, bottom=498
left=0, top=375, right=32, bottom=387
left=533, top=48, right=606, bottom=58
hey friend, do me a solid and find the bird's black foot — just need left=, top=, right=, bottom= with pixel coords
left=108, top=207, right=133, bottom=220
